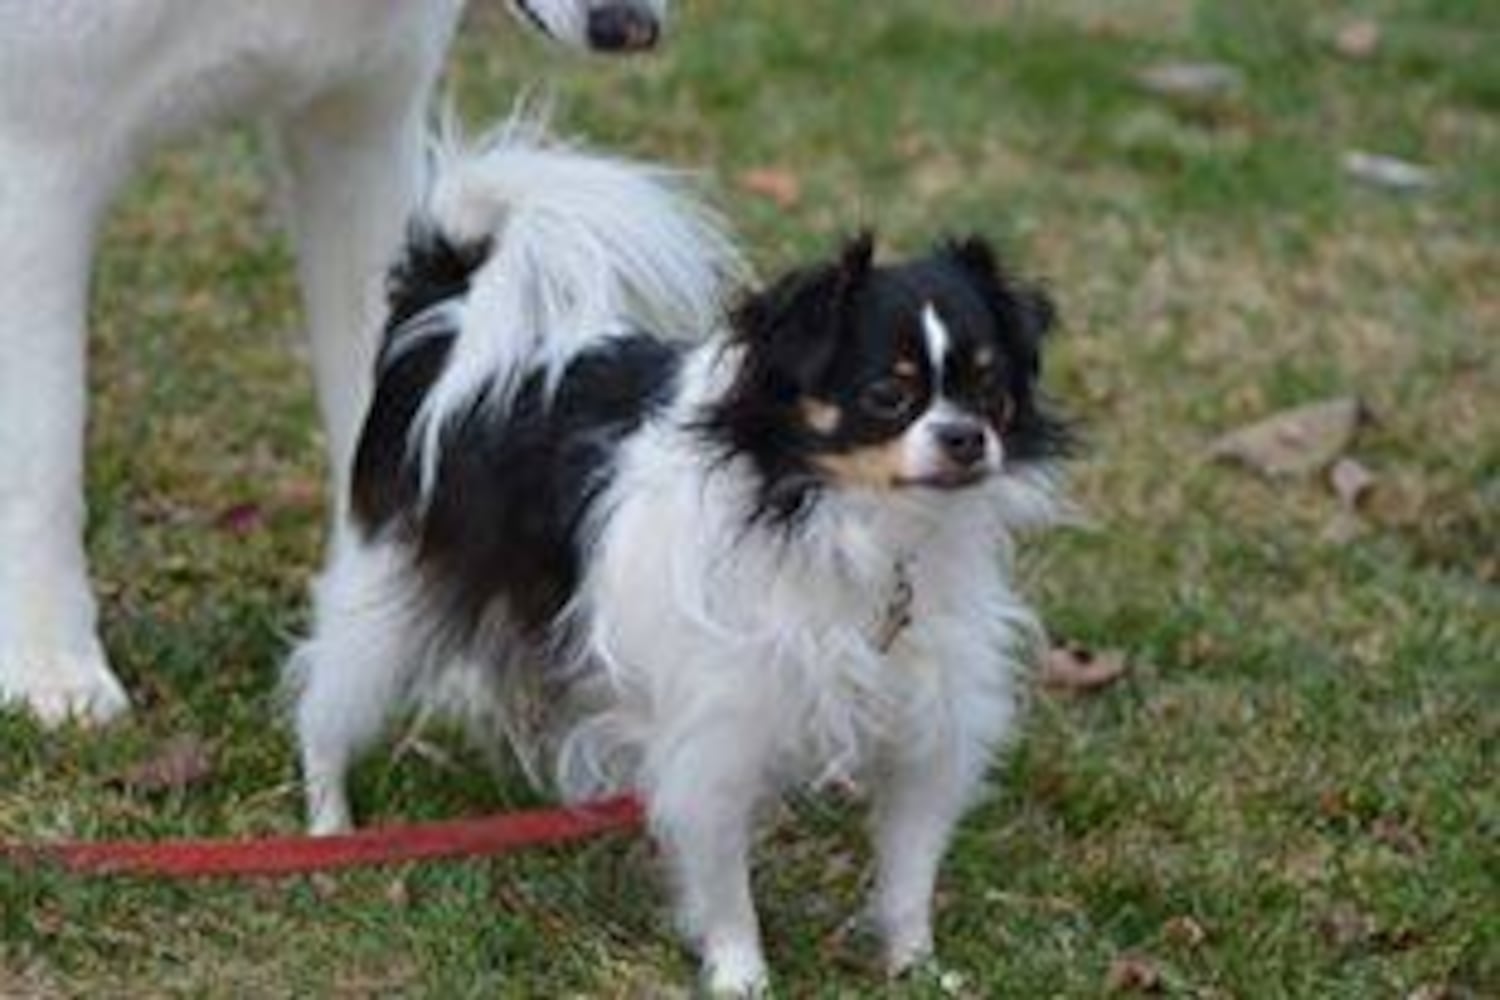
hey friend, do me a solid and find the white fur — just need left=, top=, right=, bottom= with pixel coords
left=411, top=114, right=745, bottom=494
left=921, top=301, right=951, bottom=379
left=0, top=0, right=665, bottom=724
left=289, top=128, right=1062, bottom=994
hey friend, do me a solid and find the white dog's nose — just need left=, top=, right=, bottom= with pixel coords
left=587, top=4, right=660, bottom=51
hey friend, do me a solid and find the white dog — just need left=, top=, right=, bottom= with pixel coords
left=0, top=0, right=666, bottom=724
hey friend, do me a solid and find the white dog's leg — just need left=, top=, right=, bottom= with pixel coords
left=273, top=52, right=449, bottom=512
left=0, top=137, right=130, bottom=724
left=648, top=723, right=770, bottom=996
left=288, top=534, right=418, bottom=835
left=868, top=737, right=973, bottom=976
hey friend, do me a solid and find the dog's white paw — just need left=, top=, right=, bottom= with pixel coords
left=307, top=800, right=354, bottom=838
left=303, top=770, right=355, bottom=836
left=883, top=924, right=935, bottom=979
left=702, top=941, right=769, bottom=997
left=0, top=642, right=130, bottom=726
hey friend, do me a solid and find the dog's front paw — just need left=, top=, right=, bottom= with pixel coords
left=702, top=941, right=769, bottom=997
left=0, top=642, right=129, bottom=726
left=883, top=923, right=935, bottom=979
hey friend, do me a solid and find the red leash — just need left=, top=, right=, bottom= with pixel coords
left=1, top=795, right=645, bottom=878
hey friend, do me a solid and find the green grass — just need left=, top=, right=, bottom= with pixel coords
left=3, top=0, right=1497, bottom=995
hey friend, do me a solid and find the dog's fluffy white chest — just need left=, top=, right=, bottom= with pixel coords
left=561, top=426, right=1035, bottom=796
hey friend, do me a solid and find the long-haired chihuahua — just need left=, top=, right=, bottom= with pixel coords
left=287, top=116, right=1070, bottom=994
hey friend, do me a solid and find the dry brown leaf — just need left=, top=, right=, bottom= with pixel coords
left=1321, top=457, right=1378, bottom=544
left=1106, top=954, right=1163, bottom=993
left=738, top=167, right=802, bottom=208
left=1209, top=397, right=1369, bottom=477
left=110, top=734, right=214, bottom=794
left=1329, top=456, right=1376, bottom=509
left=1040, top=643, right=1129, bottom=694
left=1316, top=787, right=1351, bottom=821
left=1333, top=19, right=1381, bottom=60
left=1162, top=915, right=1208, bottom=948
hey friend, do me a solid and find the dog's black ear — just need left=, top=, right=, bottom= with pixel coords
left=833, top=229, right=875, bottom=299
left=944, top=234, right=1000, bottom=286
left=942, top=234, right=1056, bottom=372
left=733, top=231, right=875, bottom=392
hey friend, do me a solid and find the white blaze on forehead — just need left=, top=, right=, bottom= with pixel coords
left=921, top=302, right=951, bottom=380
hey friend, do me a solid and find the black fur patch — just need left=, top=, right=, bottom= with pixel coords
left=353, top=294, right=681, bottom=649
left=350, top=226, right=492, bottom=531
left=386, top=225, right=493, bottom=331
left=355, top=225, right=682, bottom=647
left=413, top=335, right=680, bottom=642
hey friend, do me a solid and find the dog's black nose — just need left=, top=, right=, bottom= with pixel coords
left=587, top=4, right=660, bottom=52
left=935, top=422, right=987, bottom=467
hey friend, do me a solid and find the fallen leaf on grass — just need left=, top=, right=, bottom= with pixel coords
left=1135, top=62, right=1243, bottom=101
left=1329, top=457, right=1376, bottom=509
left=110, top=734, right=214, bottom=794
left=216, top=501, right=264, bottom=536
left=1040, top=643, right=1129, bottom=694
left=1106, top=954, right=1163, bottom=993
left=1332, top=19, right=1381, bottom=60
left=1162, top=915, right=1208, bottom=948
left=1209, top=397, right=1369, bottom=477
left=738, top=167, right=802, bottom=208
left=1316, top=787, right=1351, bottom=822
left=1322, top=456, right=1379, bottom=543
left=1344, top=150, right=1437, bottom=192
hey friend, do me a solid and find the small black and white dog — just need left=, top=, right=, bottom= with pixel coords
left=288, top=118, right=1069, bottom=994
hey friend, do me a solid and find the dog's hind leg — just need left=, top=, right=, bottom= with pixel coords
left=286, top=534, right=420, bottom=835
left=0, top=135, right=130, bottom=725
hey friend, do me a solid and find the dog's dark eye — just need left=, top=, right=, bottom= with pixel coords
left=859, top=377, right=919, bottom=421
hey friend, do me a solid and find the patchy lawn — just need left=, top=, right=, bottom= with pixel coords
left=2, top=0, right=1495, bottom=995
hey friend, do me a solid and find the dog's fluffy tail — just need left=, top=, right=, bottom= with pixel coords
left=401, top=113, right=743, bottom=489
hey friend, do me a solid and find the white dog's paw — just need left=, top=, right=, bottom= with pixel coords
left=883, top=925, right=935, bottom=979
left=702, top=942, right=769, bottom=997
left=306, top=797, right=354, bottom=838
left=0, top=642, right=130, bottom=726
